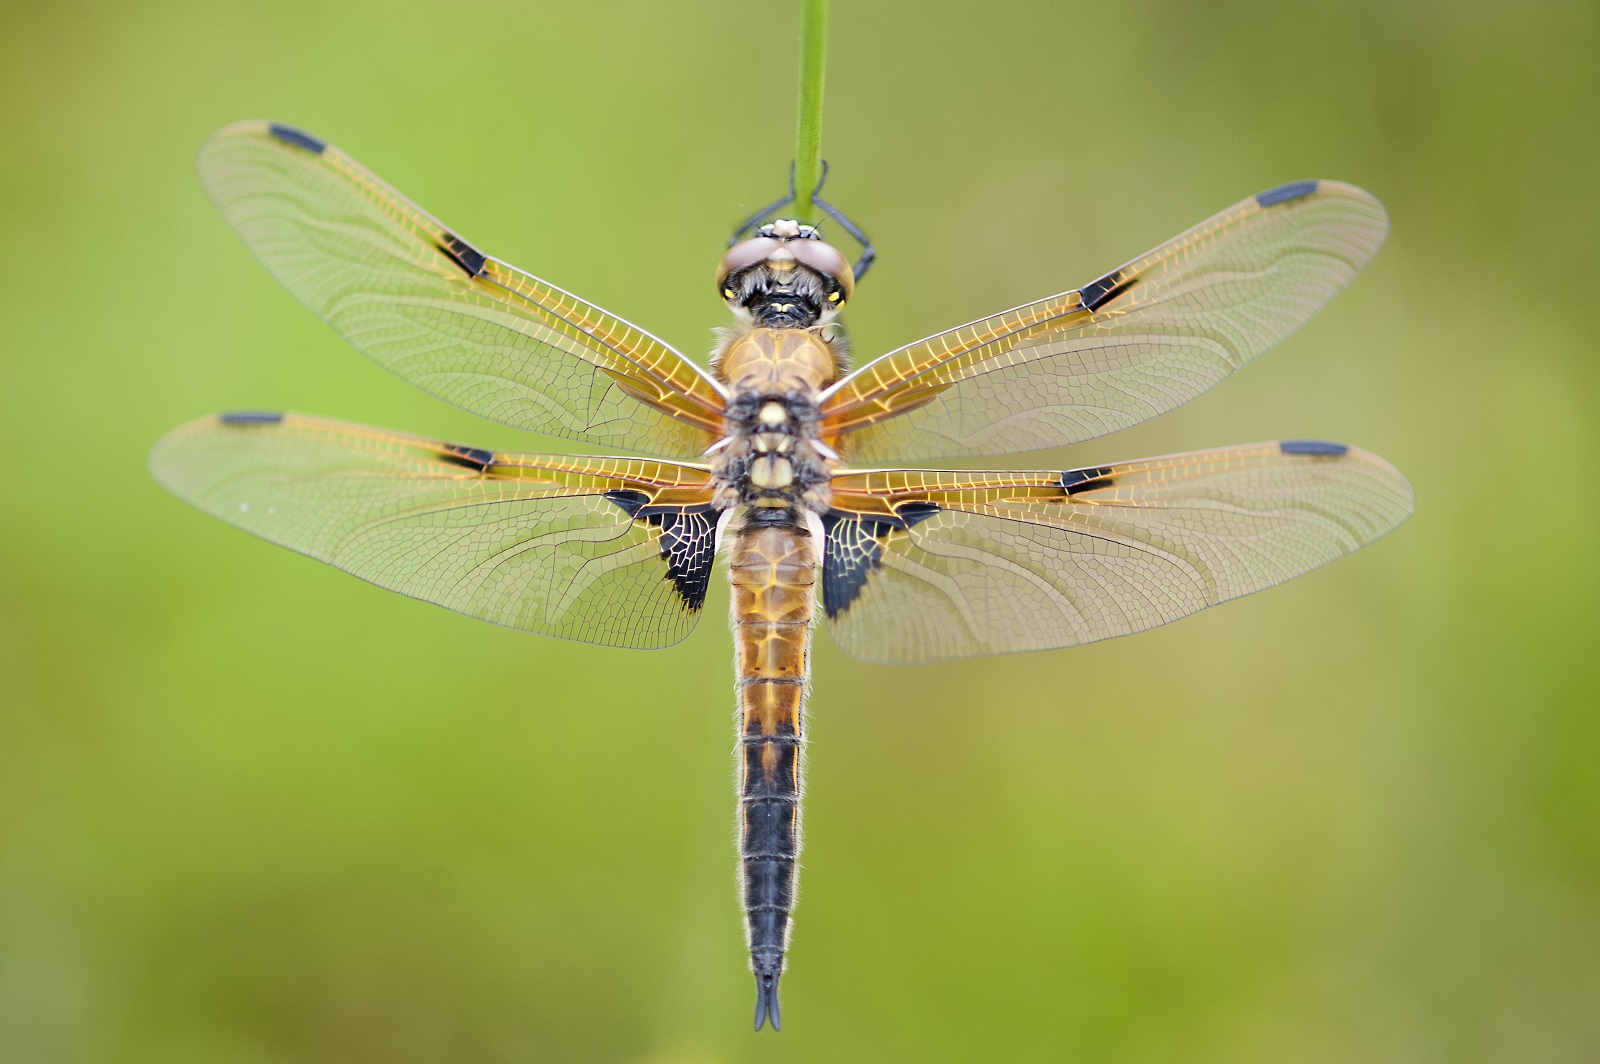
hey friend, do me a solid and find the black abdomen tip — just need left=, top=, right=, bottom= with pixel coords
left=267, top=123, right=326, bottom=155
left=753, top=970, right=782, bottom=1032
left=1279, top=439, right=1348, bottom=456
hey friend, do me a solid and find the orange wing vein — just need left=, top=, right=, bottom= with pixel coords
left=150, top=411, right=719, bottom=648
left=820, top=181, right=1387, bottom=462
left=199, top=121, right=728, bottom=457
left=820, top=439, right=1412, bottom=663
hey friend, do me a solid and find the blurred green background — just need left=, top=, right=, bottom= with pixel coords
left=2, top=0, right=1597, bottom=1060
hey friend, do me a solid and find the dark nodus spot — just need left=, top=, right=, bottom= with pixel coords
left=267, top=124, right=326, bottom=155
left=1256, top=180, right=1319, bottom=208
left=439, top=232, right=487, bottom=278
left=602, top=489, right=650, bottom=518
left=438, top=442, right=495, bottom=471
left=1079, top=269, right=1138, bottom=312
left=219, top=410, right=284, bottom=425
left=1061, top=466, right=1115, bottom=494
left=1279, top=439, right=1348, bottom=457
left=894, top=501, right=941, bottom=528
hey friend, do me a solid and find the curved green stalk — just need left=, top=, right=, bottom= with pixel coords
left=792, top=0, right=827, bottom=223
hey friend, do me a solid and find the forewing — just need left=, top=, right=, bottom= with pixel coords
left=822, top=440, right=1412, bottom=663
left=821, top=182, right=1388, bottom=461
left=198, top=122, right=727, bottom=456
left=150, top=411, right=719, bottom=648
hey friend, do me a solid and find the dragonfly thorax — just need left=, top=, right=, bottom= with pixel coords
left=709, top=330, right=840, bottom=513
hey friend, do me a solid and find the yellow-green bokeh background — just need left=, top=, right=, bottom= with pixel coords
left=3, top=1, right=1597, bottom=1060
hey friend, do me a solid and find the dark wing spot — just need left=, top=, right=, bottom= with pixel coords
left=654, top=510, right=717, bottom=610
left=219, top=410, right=284, bottom=425
left=1060, top=466, right=1116, bottom=494
left=1078, top=268, right=1138, bottom=312
left=602, top=489, right=650, bottom=518
left=267, top=124, right=326, bottom=155
left=895, top=501, right=941, bottom=528
left=439, top=232, right=487, bottom=278
left=603, top=491, right=715, bottom=610
left=1256, top=180, right=1319, bottom=208
left=438, top=442, right=495, bottom=471
left=821, top=512, right=898, bottom=619
left=1279, top=439, right=1348, bottom=457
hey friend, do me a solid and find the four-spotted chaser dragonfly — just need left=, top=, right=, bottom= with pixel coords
left=151, top=121, right=1413, bottom=1032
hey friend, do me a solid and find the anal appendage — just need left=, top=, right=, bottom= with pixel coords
left=753, top=965, right=783, bottom=1032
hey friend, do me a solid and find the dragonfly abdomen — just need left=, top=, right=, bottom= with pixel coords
left=729, top=517, right=817, bottom=1032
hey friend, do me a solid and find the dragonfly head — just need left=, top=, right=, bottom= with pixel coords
left=717, top=219, right=853, bottom=328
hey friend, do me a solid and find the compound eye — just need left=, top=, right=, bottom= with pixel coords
left=715, top=237, right=780, bottom=293
left=788, top=238, right=854, bottom=304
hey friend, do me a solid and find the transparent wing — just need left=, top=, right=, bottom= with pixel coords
left=820, top=182, right=1388, bottom=462
left=149, top=411, right=720, bottom=648
left=821, top=440, right=1412, bottom=663
left=199, top=122, right=727, bottom=456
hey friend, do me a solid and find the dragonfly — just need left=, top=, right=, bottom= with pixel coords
left=151, top=121, right=1413, bottom=1032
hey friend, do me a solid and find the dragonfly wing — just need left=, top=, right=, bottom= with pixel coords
left=820, top=182, right=1387, bottom=461
left=822, top=441, right=1412, bottom=663
left=198, top=122, right=727, bottom=456
left=150, top=411, right=719, bottom=648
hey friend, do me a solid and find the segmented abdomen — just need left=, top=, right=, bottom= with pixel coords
left=728, top=519, right=816, bottom=1028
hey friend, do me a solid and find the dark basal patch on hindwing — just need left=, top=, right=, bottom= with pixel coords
left=822, top=513, right=883, bottom=620
left=822, top=503, right=941, bottom=619
left=603, top=491, right=716, bottom=610
left=656, top=510, right=717, bottom=609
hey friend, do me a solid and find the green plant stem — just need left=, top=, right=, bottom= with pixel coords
left=792, top=0, right=827, bottom=222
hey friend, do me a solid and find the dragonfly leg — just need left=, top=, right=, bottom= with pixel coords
left=730, top=162, right=802, bottom=245
left=730, top=162, right=876, bottom=281
left=811, top=190, right=875, bottom=281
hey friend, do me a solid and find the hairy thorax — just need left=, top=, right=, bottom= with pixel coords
left=709, top=326, right=844, bottom=516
